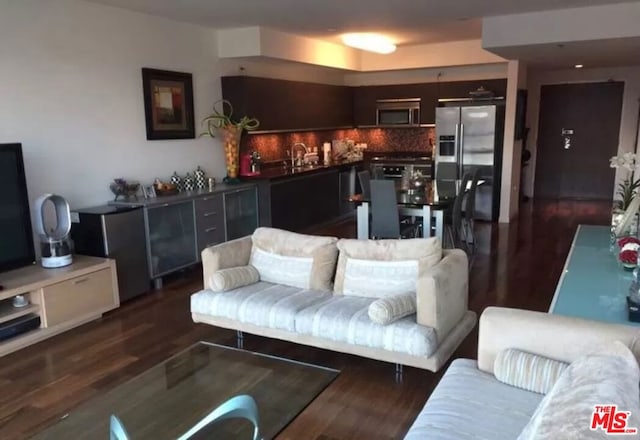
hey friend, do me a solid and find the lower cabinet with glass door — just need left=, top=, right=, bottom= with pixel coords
left=113, top=184, right=259, bottom=289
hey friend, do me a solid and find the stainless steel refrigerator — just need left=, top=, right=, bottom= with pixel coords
left=435, top=104, right=504, bottom=221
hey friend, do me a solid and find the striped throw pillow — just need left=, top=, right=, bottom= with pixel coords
left=210, top=265, right=260, bottom=292
left=494, top=349, right=569, bottom=395
left=368, top=292, right=416, bottom=325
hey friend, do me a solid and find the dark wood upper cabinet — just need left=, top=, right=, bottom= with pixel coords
left=223, top=76, right=507, bottom=131
left=353, top=79, right=508, bottom=126
left=222, top=76, right=353, bottom=131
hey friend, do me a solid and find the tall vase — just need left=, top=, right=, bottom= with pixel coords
left=220, top=126, right=242, bottom=183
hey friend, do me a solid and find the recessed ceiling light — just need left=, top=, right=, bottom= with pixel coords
left=341, top=33, right=396, bottom=54
left=575, top=64, right=584, bottom=69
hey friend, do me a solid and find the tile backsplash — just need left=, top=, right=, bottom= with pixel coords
left=241, top=127, right=435, bottom=162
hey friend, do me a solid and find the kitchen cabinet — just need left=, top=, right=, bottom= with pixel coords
left=353, top=79, right=508, bottom=126
left=111, top=183, right=259, bottom=287
left=147, top=201, right=198, bottom=278
left=224, top=187, right=259, bottom=240
left=270, top=170, right=341, bottom=232
left=194, top=194, right=225, bottom=254
left=222, top=76, right=353, bottom=131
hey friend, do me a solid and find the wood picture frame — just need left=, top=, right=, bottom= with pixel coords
left=142, top=68, right=195, bottom=140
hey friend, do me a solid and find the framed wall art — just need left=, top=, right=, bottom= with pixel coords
left=141, top=68, right=195, bottom=140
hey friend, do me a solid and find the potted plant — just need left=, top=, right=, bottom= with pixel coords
left=201, top=100, right=259, bottom=182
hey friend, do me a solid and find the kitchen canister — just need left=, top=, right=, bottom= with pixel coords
left=170, top=171, right=183, bottom=192
left=194, top=166, right=207, bottom=190
left=183, top=172, right=195, bottom=192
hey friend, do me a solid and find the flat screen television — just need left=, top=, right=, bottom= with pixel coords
left=0, top=143, right=36, bottom=272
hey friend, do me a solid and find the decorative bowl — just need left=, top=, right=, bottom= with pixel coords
left=109, top=179, right=140, bottom=200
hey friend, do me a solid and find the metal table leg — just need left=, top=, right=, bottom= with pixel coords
left=422, top=205, right=432, bottom=238
left=434, top=209, right=444, bottom=243
left=357, top=202, right=369, bottom=239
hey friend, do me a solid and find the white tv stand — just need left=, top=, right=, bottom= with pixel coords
left=0, top=255, right=119, bottom=357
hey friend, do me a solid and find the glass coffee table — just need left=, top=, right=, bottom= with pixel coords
left=33, top=342, right=338, bottom=439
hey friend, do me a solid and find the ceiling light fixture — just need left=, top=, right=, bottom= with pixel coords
left=574, top=64, right=584, bottom=69
left=341, top=33, right=396, bottom=54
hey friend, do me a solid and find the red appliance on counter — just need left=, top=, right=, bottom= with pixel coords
left=240, top=152, right=261, bottom=176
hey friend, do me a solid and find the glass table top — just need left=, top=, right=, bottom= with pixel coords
left=33, top=342, right=338, bottom=439
left=551, top=224, right=640, bottom=327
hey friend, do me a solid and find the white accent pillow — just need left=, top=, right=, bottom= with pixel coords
left=249, top=247, right=313, bottom=289
left=343, top=258, right=418, bottom=298
left=368, top=293, right=416, bottom=325
left=494, top=349, right=568, bottom=395
left=517, top=342, right=640, bottom=440
left=334, top=238, right=441, bottom=296
left=251, top=227, right=339, bottom=290
left=209, top=265, right=260, bottom=292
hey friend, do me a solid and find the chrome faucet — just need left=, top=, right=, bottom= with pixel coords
left=291, top=142, right=308, bottom=167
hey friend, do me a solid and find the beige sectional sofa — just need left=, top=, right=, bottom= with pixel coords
left=404, top=307, right=640, bottom=439
left=190, top=227, right=477, bottom=372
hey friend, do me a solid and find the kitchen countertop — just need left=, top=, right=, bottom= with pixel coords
left=108, top=182, right=257, bottom=207
left=244, top=159, right=364, bottom=181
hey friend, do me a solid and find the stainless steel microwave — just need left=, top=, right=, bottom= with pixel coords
left=376, top=98, right=421, bottom=126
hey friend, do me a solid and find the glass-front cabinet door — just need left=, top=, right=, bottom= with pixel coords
left=224, top=187, right=258, bottom=241
left=146, top=201, right=197, bottom=277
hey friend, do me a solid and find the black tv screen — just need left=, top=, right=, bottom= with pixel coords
left=0, top=143, right=35, bottom=272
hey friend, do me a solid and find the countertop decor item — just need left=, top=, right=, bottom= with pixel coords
left=183, top=173, right=195, bottom=192
left=141, top=68, right=195, bottom=140
left=200, top=100, right=259, bottom=183
left=109, top=179, right=140, bottom=201
left=153, top=178, right=179, bottom=196
left=194, top=166, right=206, bottom=189
left=170, top=172, right=183, bottom=192
left=618, top=237, right=640, bottom=270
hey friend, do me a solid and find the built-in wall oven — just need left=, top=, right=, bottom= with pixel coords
left=369, top=154, right=433, bottom=181
left=376, top=98, right=421, bottom=127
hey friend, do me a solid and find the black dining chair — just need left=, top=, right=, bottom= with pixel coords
left=358, top=170, right=371, bottom=199
left=444, top=173, right=472, bottom=250
left=370, top=180, right=417, bottom=239
left=463, top=168, right=482, bottom=252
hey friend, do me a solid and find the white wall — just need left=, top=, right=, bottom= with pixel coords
left=0, top=0, right=226, bottom=209
left=360, top=39, right=505, bottom=72
left=218, top=59, right=347, bottom=85
left=524, top=66, right=640, bottom=198
left=217, top=27, right=361, bottom=71
left=499, top=61, right=527, bottom=223
left=483, top=3, right=640, bottom=49
left=344, top=63, right=507, bottom=86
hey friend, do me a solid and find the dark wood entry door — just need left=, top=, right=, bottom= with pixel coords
left=534, top=81, right=624, bottom=200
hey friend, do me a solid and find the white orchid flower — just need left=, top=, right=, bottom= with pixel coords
left=623, top=152, right=636, bottom=163
left=610, top=155, right=626, bottom=168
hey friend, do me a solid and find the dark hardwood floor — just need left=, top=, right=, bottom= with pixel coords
left=0, top=200, right=611, bottom=439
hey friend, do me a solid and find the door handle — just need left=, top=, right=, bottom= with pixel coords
left=459, top=123, right=465, bottom=178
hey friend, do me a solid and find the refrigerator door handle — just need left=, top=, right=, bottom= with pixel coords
left=458, top=123, right=465, bottom=179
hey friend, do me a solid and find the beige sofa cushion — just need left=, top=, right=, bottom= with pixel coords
left=494, top=349, right=568, bottom=395
left=334, top=238, right=442, bottom=296
left=368, top=293, right=416, bottom=325
left=209, top=266, right=260, bottom=292
left=249, top=227, right=338, bottom=290
left=518, top=342, right=640, bottom=439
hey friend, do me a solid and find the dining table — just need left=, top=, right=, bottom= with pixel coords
left=349, top=180, right=456, bottom=243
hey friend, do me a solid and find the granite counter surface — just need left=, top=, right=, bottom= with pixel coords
left=108, top=182, right=257, bottom=208
left=245, top=159, right=364, bottom=181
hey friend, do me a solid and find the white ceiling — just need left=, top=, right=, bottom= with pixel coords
left=84, top=0, right=630, bottom=46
